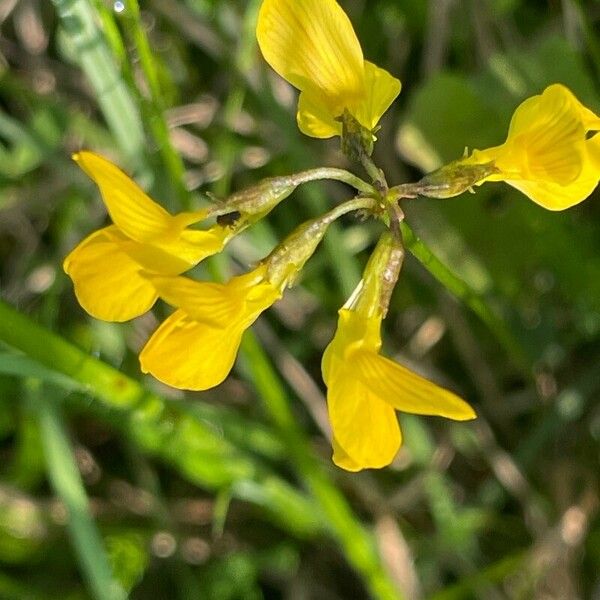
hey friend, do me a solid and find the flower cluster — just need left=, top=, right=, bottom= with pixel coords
left=65, top=0, right=600, bottom=471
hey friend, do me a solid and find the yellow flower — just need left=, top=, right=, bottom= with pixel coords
left=139, top=266, right=281, bottom=390
left=322, top=309, right=476, bottom=471
left=465, top=84, right=600, bottom=210
left=256, top=0, right=401, bottom=138
left=64, top=151, right=229, bottom=322
left=139, top=199, right=368, bottom=391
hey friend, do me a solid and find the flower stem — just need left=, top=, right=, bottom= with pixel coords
left=289, top=168, right=376, bottom=195
left=119, top=0, right=192, bottom=210
left=400, top=222, right=532, bottom=372
left=359, top=152, right=389, bottom=193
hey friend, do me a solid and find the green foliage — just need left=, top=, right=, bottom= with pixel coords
left=1, top=0, right=599, bottom=598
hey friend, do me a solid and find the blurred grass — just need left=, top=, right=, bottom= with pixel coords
left=1, top=0, right=600, bottom=599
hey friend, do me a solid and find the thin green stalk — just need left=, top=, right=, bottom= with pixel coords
left=50, top=0, right=146, bottom=172
left=400, top=222, right=531, bottom=372
left=117, top=0, right=192, bottom=210
left=34, top=384, right=126, bottom=600
left=288, top=168, right=375, bottom=195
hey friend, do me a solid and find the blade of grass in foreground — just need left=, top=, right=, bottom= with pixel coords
left=50, top=0, right=146, bottom=171
left=0, top=301, right=404, bottom=599
left=113, top=0, right=191, bottom=210
left=0, top=299, right=320, bottom=539
left=33, top=382, right=126, bottom=600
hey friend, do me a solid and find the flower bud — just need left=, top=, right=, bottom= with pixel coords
left=263, top=196, right=376, bottom=291
left=415, top=159, right=498, bottom=199
left=347, top=231, right=404, bottom=318
left=209, top=176, right=298, bottom=225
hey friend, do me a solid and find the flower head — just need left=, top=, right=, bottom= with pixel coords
left=63, top=151, right=229, bottom=321
left=64, top=152, right=298, bottom=322
left=256, top=0, right=401, bottom=139
left=463, top=84, right=600, bottom=210
left=322, top=234, right=476, bottom=471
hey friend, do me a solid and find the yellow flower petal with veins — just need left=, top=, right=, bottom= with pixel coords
left=322, top=309, right=476, bottom=471
left=74, top=151, right=205, bottom=241
left=65, top=151, right=231, bottom=321
left=139, top=269, right=281, bottom=390
left=466, top=84, right=600, bottom=210
left=257, top=0, right=401, bottom=138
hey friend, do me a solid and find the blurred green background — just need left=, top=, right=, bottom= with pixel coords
left=1, top=0, right=599, bottom=598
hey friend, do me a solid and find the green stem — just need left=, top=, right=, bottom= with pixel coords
left=50, top=0, right=147, bottom=173
left=360, top=152, right=388, bottom=192
left=324, top=195, right=378, bottom=221
left=289, top=168, right=376, bottom=195
left=400, top=222, right=531, bottom=372
left=119, top=0, right=192, bottom=210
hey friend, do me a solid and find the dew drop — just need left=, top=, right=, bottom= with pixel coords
left=114, top=1, right=125, bottom=13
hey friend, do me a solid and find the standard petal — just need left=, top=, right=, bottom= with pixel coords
left=357, top=61, right=401, bottom=130
left=139, top=310, right=244, bottom=391
left=327, top=360, right=401, bottom=470
left=354, top=351, right=476, bottom=421
left=63, top=226, right=157, bottom=322
left=257, top=0, right=364, bottom=110
left=74, top=151, right=174, bottom=242
left=543, top=83, right=600, bottom=132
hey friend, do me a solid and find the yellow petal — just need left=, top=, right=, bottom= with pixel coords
left=297, top=61, right=402, bottom=138
left=147, top=268, right=280, bottom=324
left=331, top=436, right=369, bottom=472
left=588, top=134, right=600, bottom=172
left=143, top=275, right=242, bottom=326
left=322, top=310, right=382, bottom=383
left=543, top=83, right=600, bottom=132
left=139, top=310, right=245, bottom=391
left=355, top=61, right=401, bottom=130
left=326, top=359, right=401, bottom=470
left=139, top=268, right=281, bottom=390
left=501, top=86, right=586, bottom=184
left=297, top=90, right=342, bottom=138
left=504, top=133, right=600, bottom=210
left=74, top=151, right=175, bottom=242
left=354, top=351, right=476, bottom=421
left=146, top=226, right=230, bottom=273
left=63, top=226, right=157, bottom=321
left=257, top=0, right=364, bottom=114
left=504, top=171, right=598, bottom=210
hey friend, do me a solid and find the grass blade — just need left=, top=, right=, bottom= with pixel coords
left=34, top=384, right=126, bottom=600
